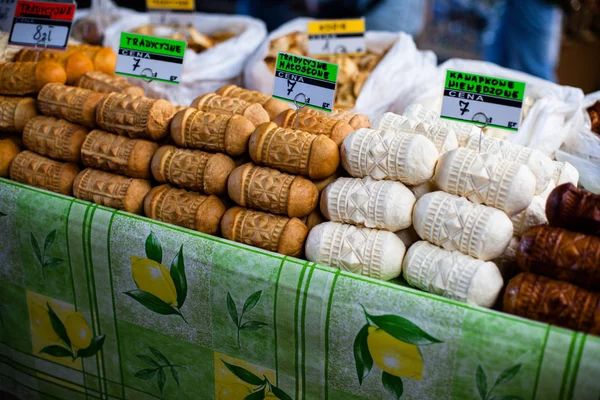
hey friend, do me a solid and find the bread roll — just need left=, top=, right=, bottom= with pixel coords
left=151, top=145, right=235, bottom=195
left=37, top=83, right=104, bottom=128
left=434, top=148, right=536, bottom=216
left=23, top=116, right=88, bottom=163
left=373, top=112, right=458, bottom=154
left=63, top=52, right=94, bottom=85
left=504, top=273, right=600, bottom=335
left=68, top=45, right=117, bottom=74
left=552, top=161, right=579, bottom=187
left=81, top=130, right=157, bottom=178
left=517, top=226, right=600, bottom=289
left=464, top=135, right=554, bottom=195
left=414, top=192, right=513, bottom=260
left=0, top=138, right=20, bottom=177
left=191, top=93, right=269, bottom=127
left=305, top=107, right=370, bottom=129
left=341, top=128, right=439, bottom=186
left=249, top=122, right=339, bottom=180
left=321, top=176, right=415, bottom=231
left=305, top=222, right=405, bottom=281
left=403, top=241, right=503, bottom=307
left=10, top=151, right=79, bottom=195
left=0, top=96, right=38, bottom=132
left=273, top=109, right=353, bottom=146
left=96, top=93, right=176, bottom=140
left=221, top=206, right=308, bottom=257
left=228, top=163, right=318, bottom=218
left=403, top=103, right=478, bottom=146
left=77, top=71, right=144, bottom=96
left=170, top=108, right=254, bottom=157
left=510, top=196, right=548, bottom=237
left=546, top=183, right=599, bottom=236
left=73, top=168, right=151, bottom=214
left=216, top=84, right=290, bottom=120
left=144, top=184, right=226, bottom=235
left=0, top=61, right=66, bottom=95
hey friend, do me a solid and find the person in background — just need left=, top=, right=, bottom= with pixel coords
left=485, top=0, right=563, bottom=81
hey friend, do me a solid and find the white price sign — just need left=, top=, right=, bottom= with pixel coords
left=272, top=52, right=338, bottom=113
left=115, top=32, right=186, bottom=85
left=8, top=0, right=75, bottom=49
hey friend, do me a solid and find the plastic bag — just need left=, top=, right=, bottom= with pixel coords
left=72, top=0, right=127, bottom=45
left=390, top=58, right=585, bottom=157
left=556, top=91, right=600, bottom=193
left=103, top=10, right=266, bottom=106
left=243, top=17, right=437, bottom=120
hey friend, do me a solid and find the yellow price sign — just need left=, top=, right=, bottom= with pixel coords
left=307, top=18, right=366, bottom=56
left=307, top=18, right=365, bottom=35
left=146, top=0, right=194, bottom=11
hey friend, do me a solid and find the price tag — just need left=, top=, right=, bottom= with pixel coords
left=8, top=0, right=76, bottom=50
left=272, top=52, right=338, bottom=113
left=0, top=0, right=17, bottom=33
left=440, top=70, right=527, bottom=131
left=146, top=0, right=194, bottom=27
left=115, top=32, right=186, bottom=85
left=307, top=18, right=366, bottom=56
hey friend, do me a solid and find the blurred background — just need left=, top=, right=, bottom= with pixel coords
left=80, top=0, right=600, bottom=93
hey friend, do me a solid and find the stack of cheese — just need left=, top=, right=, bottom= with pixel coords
left=504, top=183, right=600, bottom=335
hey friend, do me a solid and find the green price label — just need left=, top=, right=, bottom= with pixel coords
left=119, top=32, right=186, bottom=58
left=444, top=70, right=526, bottom=101
left=276, top=53, right=338, bottom=83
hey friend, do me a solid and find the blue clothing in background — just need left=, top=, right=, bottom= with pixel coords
left=486, top=0, right=562, bottom=81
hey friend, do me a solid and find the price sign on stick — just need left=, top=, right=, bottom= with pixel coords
left=307, top=18, right=366, bottom=56
left=9, top=0, right=76, bottom=49
left=272, top=52, right=338, bottom=113
left=115, top=32, right=186, bottom=85
left=440, top=70, right=527, bottom=132
left=146, top=0, right=194, bottom=27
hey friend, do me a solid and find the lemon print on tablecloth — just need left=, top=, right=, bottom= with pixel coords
left=30, top=303, right=61, bottom=344
left=64, top=312, right=93, bottom=350
left=367, top=326, right=423, bottom=380
left=218, top=383, right=251, bottom=399
left=353, top=305, right=442, bottom=399
left=124, top=232, right=188, bottom=322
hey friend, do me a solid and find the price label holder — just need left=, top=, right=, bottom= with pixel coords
left=8, top=0, right=76, bottom=50
left=440, top=70, right=527, bottom=132
left=272, top=52, right=338, bottom=113
left=146, top=0, right=194, bottom=27
left=307, top=18, right=366, bottom=56
left=115, top=32, right=187, bottom=90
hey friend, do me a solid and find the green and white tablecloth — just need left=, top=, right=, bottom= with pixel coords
left=0, top=177, right=599, bottom=400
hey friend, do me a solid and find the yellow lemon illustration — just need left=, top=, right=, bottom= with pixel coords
left=218, top=383, right=252, bottom=400
left=64, top=312, right=92, bottom=349
left=30, top=304, right=60, bottom=344
left=367, top=326, right=424, bottom=380
left=131, top=256, right=178, bottom=306
left=265, top=394, right=279, bottom=399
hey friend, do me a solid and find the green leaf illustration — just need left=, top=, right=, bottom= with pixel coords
left=39, top=345, right=72, bottom=358
left=76, top=335, right=105, bottom=359
left=44, top=230, right=56, bottom=252
left=476, top=365, right=488, bottom=400
left=494, top=364, right=522, bottom=387
left=363, top=307, right=442, bottom=346
left=170, top=245, right=187, bottom=309
left=171, top=367, right=180, bottom=387
left=137, top=354, right=160, bottom=367
left=145, top=232, right=162, bottom=264
left=46, top=303, right=70, bottom=348
left=149, top=347, right=170, bottom=366
left=135, top=368, right=158, bottom=380
left=242, top=290, right=262, bottom=314
left=382, top=372, right=403, bottom=399
left=124, top=290, right=185, bottom=321
left=353, top=324, right=373, bottom=385
left=44, top=258, right=63, bottom=269
left=245, top=387, right=265, bottom=400
left=220, top=359, right=264, bottom=386
left=270, top=385, right=292, bottom=400
left=240, top=321, right=268, bottom=332
left=227, top=292, right=239, bottom=327
left=157, top=367, right=166, bottom=394
left=31, top=233, right=42, bottom=265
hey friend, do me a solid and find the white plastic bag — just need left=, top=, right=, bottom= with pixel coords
left=390, top=58, right=585, bottom=157
left=243, top=17, right=437, bottom=120
left=556, top=91, right=600, bottom=193
left=104, top=9, right=266, bottom=106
